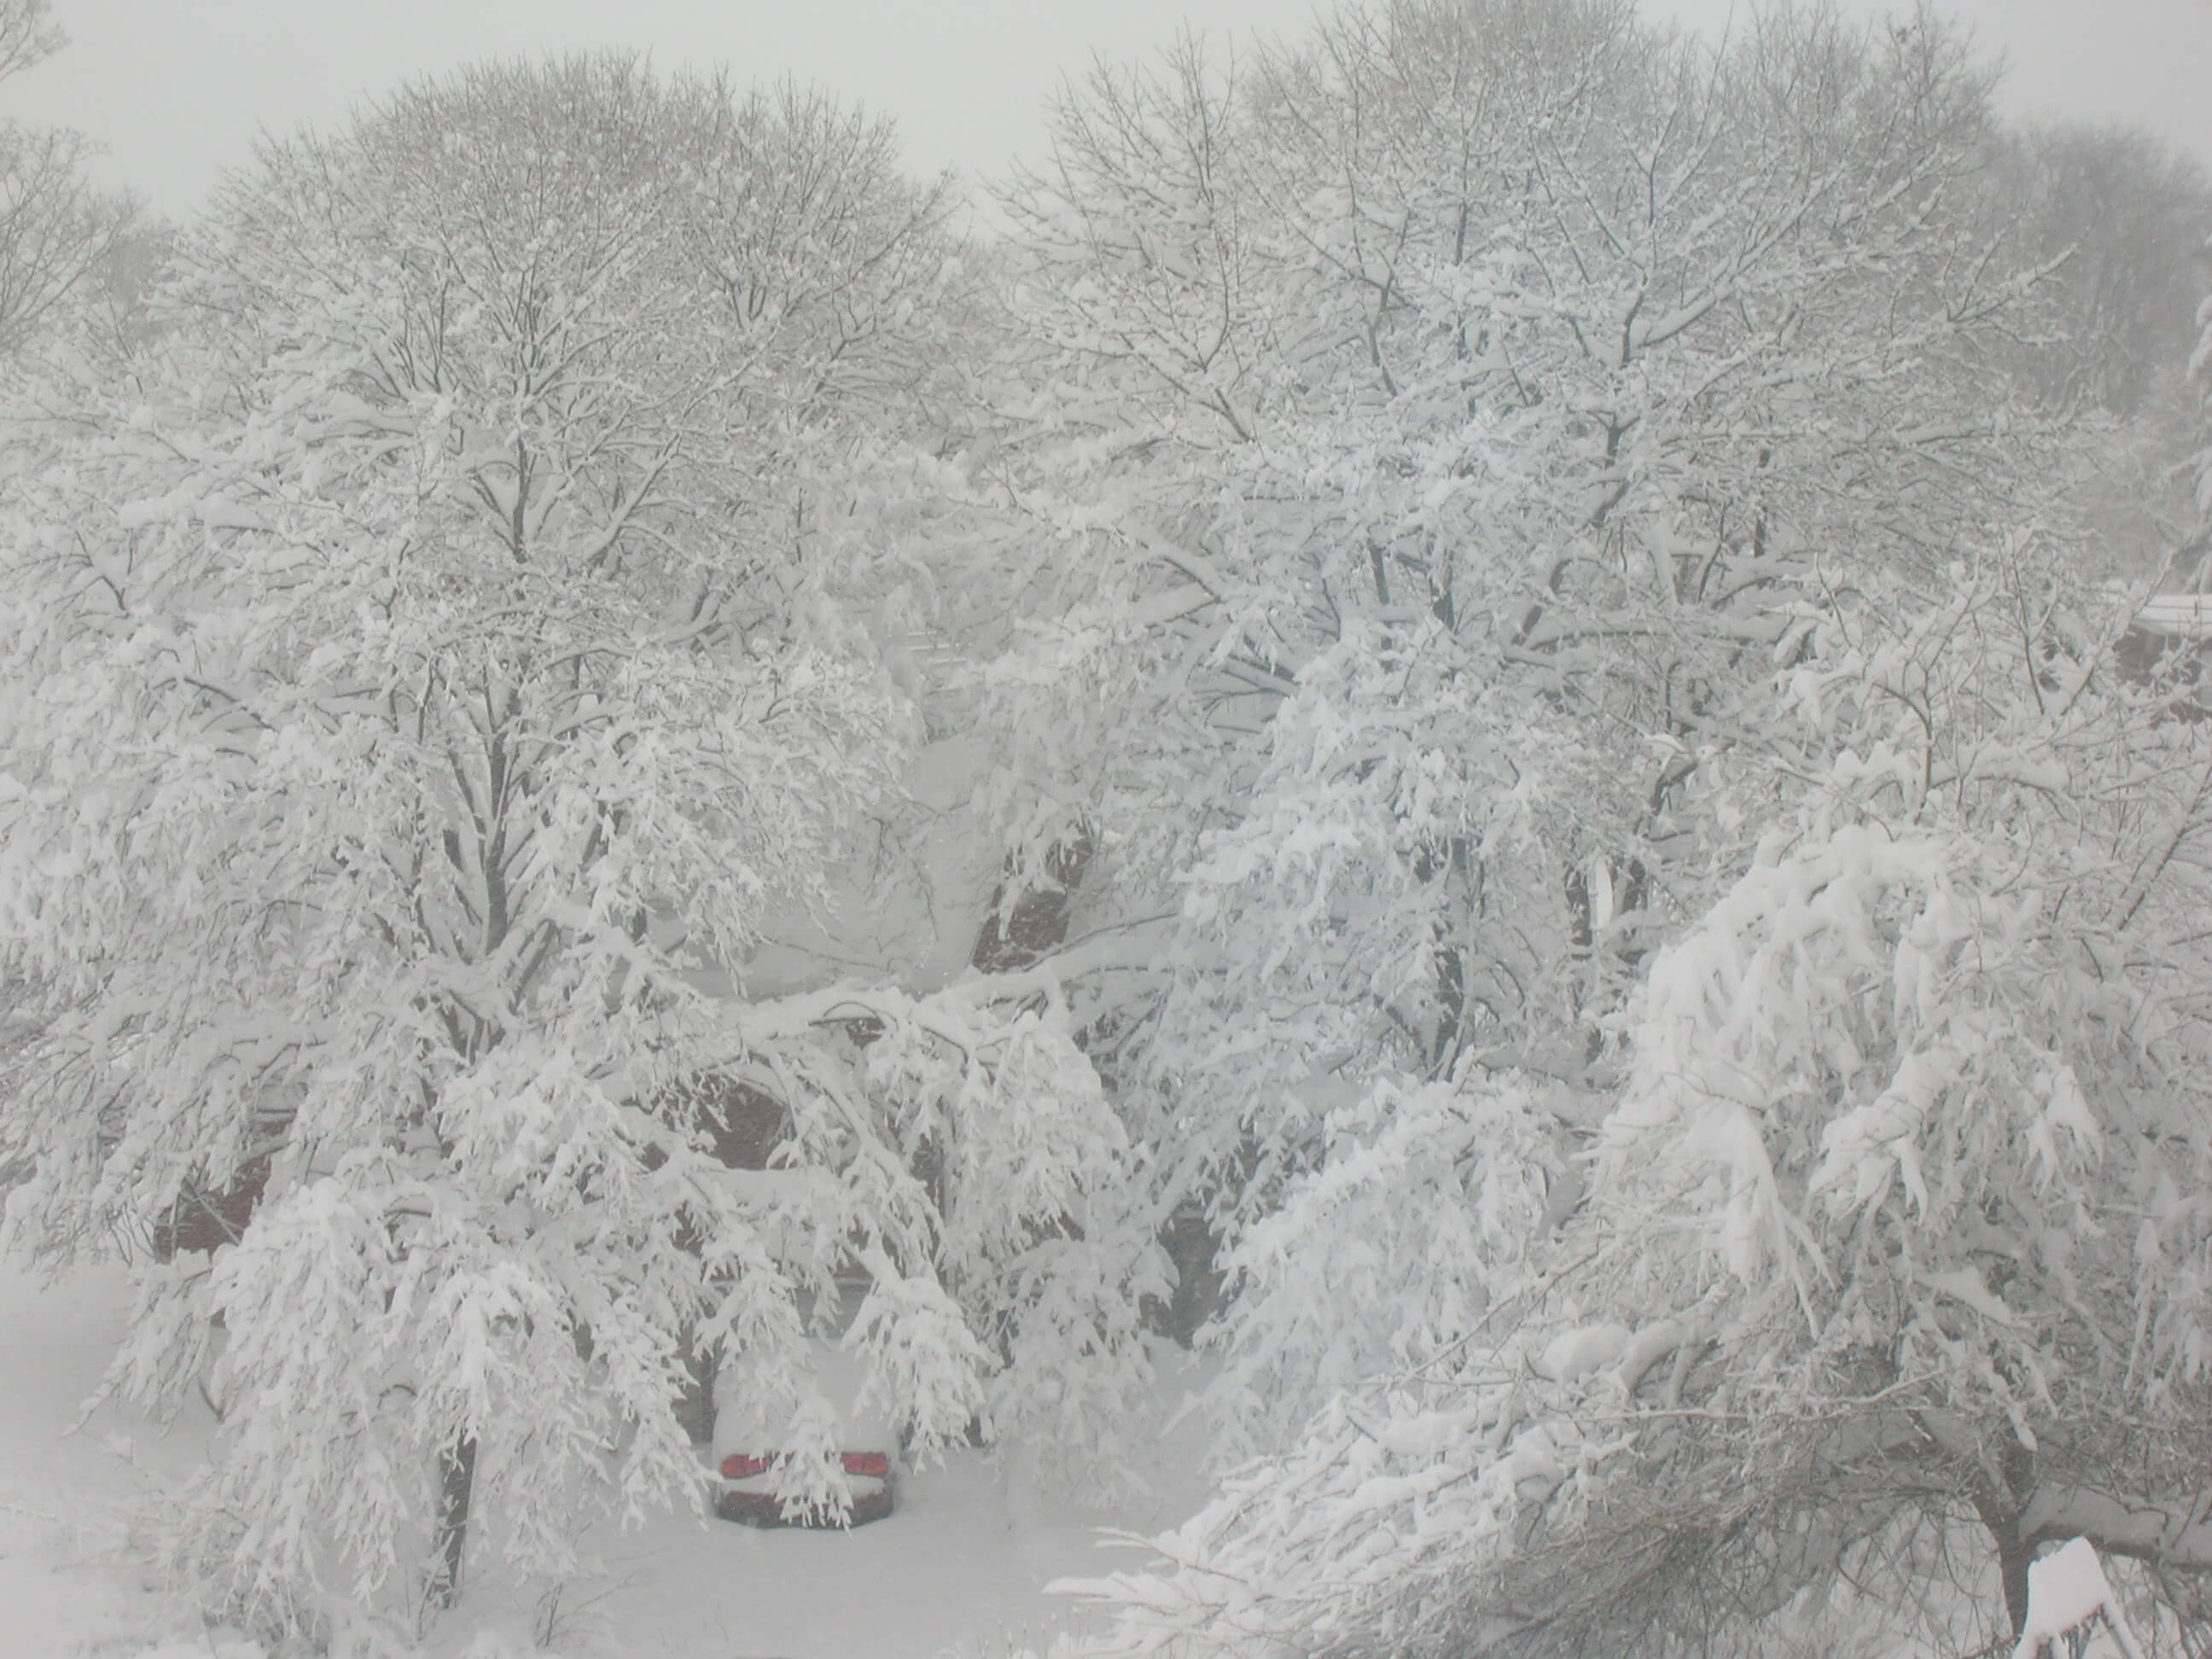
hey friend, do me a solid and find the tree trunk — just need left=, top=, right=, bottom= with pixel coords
left=674, top=1334, right=719, bottom=1446
left=1994, top=1517, right=2032, bottom=1638
left=428, top=1434, right=478, bottom=1610
left=1970, top=1437, right=2038, bottom=1636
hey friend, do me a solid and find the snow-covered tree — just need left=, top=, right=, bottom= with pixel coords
left=0, top=55, right=1157, bottom=1639
left=952, top=0, right=2212, bottom=1648
left=2196, top=239, right=2212, bottom=535
left=1965, top=126, right=2212, bottom=585
left=988, top=0, right=2074, bottom=1418
left=1982, top=123, right=2209, bottom=421
left=1060, top=539, right=2212, bottom=1655
left=0, top=0, right=139, bottom=359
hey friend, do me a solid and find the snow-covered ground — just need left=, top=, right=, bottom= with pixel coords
left=0, top=1262, right=1213, bottom=1659
left=0, top=1260, right=212, bottom=1659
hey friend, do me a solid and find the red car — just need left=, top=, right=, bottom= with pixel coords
left=711, top=1342, right=899, bottom=1528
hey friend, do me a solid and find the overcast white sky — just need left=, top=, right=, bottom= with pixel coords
left=3, top=0, right=2208, bottom=219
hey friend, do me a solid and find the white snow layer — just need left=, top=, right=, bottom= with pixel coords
left=2011, top=1538, right=2145, bottom=1659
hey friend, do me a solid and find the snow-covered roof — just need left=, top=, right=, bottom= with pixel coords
left=2133, top=594, right=2212, bottom=640
left=678, top=731, right=1000, bottom=1006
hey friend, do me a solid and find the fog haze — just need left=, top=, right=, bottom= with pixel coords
left=5, top=0, right=2208, bottom=217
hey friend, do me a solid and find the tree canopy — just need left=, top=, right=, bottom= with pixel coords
left=3, top=6, right=2211, bottom=1654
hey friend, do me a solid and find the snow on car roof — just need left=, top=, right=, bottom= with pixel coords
left=711, top=1336, right=902, bottom=1461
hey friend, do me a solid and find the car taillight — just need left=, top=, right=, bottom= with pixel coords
left=841, top=1452, right=890, bottom=1478
left=720, top=1453, right=771, bottom=1479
